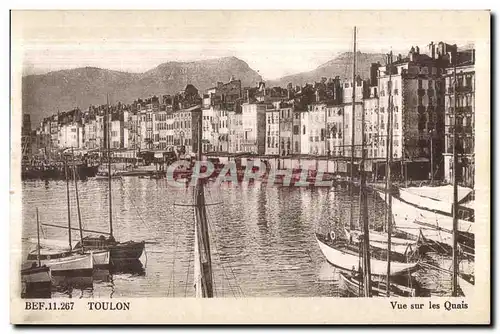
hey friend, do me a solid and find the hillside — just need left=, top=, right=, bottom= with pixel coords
left=22, top=56, right=263, bottom=125
left=268, top=51, right=387, bottom=87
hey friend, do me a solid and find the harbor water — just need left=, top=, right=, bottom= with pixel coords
left=21, top=178, right=469, bottom=298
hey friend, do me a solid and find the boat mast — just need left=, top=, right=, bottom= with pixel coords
left=106, top=94, right=114, bottom=238
left=64, top=156, right=72, bottom=250
left=349, top=26, right=357, bottom=231
left=385, top=51, right=394, bottom=296
left=356, top=26, right=372, bottom=297
left=194, top=107, right=214, bottom=298
left=36, top=207, right=41, bottom=267
left=451, top=57, right=459, bottom=296
left=71, top=148, right=85, bottom=253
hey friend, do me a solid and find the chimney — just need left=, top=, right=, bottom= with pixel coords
left=370, top=63, right=380, bottom=87
left=246, top=90, right=250, bottom=103
left=428, top=41, right=435, bottom=59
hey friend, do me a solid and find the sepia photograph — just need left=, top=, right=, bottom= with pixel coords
left=10, top=10, right=490, bottom=324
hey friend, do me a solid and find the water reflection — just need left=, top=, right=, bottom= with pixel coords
left=22, top=178, right=459, bottom=298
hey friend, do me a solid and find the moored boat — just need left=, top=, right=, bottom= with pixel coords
left=339, top=272, right=416, bottom=297
left=21, top=263, right=52, bottom=298
left=26, top=249, right=94, bottom=276
left=74, top=237, right=145, bottom=262
left=399, top=185, right=474, bottom=220
left=346, top=229, right=419, bottom=256
left=315, top=233, right=419, bottom=277
left=376, top=190, right=474, bottom=256
left=458, top=274, right=475, bottom=297
left=94, top=171, right=122, bottom=180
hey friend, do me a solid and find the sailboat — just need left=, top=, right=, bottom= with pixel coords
left=21, top=207, right=52, bottom=298
left=398, top=184, right=474, bottom=220
left=38, top=153, right=110, bottom=267
left=27, top=205, right=94, bottom=276
left=376, top=191, right=474, bottom=256
left=73, top=96, right=145, bottom=262
left=338, top=272, right=416, bottom=297
left=316, top=28, right=419, bottom=282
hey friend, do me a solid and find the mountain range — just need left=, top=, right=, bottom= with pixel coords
left=23, top=52, right=386, bottom=126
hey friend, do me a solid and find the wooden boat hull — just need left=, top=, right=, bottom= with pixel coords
left=89, top=250, right=110, bottom=267
left=110, top=241, right=145, bottom=261
left=75, top=238, right=145, bottom=261
left=378, top=191, right=474, bottom=235
left=21, top=265, right=52, bottom=298
left=458, top=275, right=474, bottom=297
left=94, top=175, right=122, bottom=180
left=27, top=251, right=93, bottom=276
left=399, top=185, right=473, bottom=217
left=339, top=272, right=415, bottom=297
left=316, top=236, right=418, bottom=276
left=348, top=230, right=418, bottom=255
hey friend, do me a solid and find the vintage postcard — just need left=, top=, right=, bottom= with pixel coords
left=10, top=10, right=490, bottom=324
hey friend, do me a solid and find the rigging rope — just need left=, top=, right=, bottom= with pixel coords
left=184, top=209, right=194, bottom=297
left=206, top=186, right=244, bottom=297
left=167, top=209, right=179, bottom=297
left=119, top=178, right=151, bottom=231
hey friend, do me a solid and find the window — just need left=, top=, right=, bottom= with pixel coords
left=293, top=125, right=299, bottom=135
left=303, top=126, right=306, bottom=135
left=466, top=75, right=472, bottom=88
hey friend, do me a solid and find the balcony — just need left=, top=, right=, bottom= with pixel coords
left=456, top=106, right=473, bottom=114
left=456, top=85, right=473, bottom=93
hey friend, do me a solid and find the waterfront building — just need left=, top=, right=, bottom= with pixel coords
left=363, top=86, right=380, bottom=160
left=57, top=122, right=83, bottom=149
left=265, top=106, right=279, bottom=155
left=342, top=77, right=367, bottom=159
left=228, top=110, right=244, bottom=153
left=292, top=109, right=302, bottom=154
left=241, top=102, right=268, bottom=155
left=443, top=48, right=475, bottom=187
left=22, top=114, right=32, bottom=160
left=201, top=106, right=218, bottom=152
left=83, top=112, right=99, bottom=150
left=377, top=44, right=446, bottom=180
left=308, top=103, right=327, bottom=155
left=110, top=112, right=124, bottom=149
left=278, top=102, right=293, bottom=157
left=325, top=104, right=345, bottom=157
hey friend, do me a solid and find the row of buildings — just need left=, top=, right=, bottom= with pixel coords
left=26, top=41, right=475, bottom=186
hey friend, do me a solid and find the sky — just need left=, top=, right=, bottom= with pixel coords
left=13, top=11, right=484, bottom=80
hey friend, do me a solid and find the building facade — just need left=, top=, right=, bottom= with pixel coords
left=443, top=49, right=475, bottom=187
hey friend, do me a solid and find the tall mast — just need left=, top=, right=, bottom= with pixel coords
left=36, top=207, right=41, bottom=267
left=71, top=148, right=85, bottom=253
left=385, top=51, right=394, bottom=296
left=351, top=26, right=371, bottom=297
left=64, top=156, right=72, bottom=250
left=451, top=58, right=459, bottom=296
left=194, top=107, right=214, bottom=298
left=349, top=26, right=357, bottom=231
left=106, top=95, right=114, bottom=238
